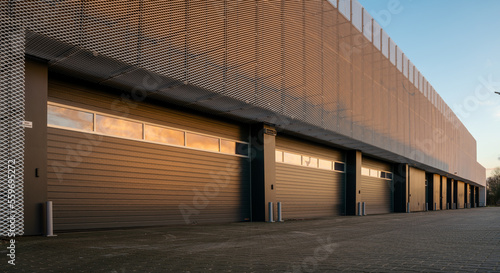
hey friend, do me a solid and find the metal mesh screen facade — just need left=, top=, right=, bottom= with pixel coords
left=1, top=1, right=25, bottom=236
left=0, top=0, right=486, bottom=234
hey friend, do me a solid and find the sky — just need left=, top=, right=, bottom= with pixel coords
left=357, top=0, right=500, bottom=178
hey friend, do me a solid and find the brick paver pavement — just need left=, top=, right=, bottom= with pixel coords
left=1, top=207, right=499, bottom=272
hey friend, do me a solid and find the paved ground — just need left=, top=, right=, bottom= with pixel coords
left=1, top=207, right=499, bottom=272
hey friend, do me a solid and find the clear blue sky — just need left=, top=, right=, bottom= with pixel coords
left=358, top=0, right=500, bottom=177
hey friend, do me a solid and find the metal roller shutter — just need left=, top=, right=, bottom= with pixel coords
left=275, top=136, right=345, bottom=219
left=47, top=78, right=250, bottom=230
left=361, top=157, right=393, bottom=214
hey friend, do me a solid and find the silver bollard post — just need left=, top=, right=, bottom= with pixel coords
left=358, top=202, right=361, bottom=216
left=268, top=202, right=274, bottom=222
left=407, top=202, right=410, bottom=213
left=277, top=202, right=283, bottom=222
left=46, top=201, right=56, bottom=237
left=425, top=203, right=428, bottom=211
left=362, top=202, right=366, bottom=216
left=434, top=203, right=437, bottom=211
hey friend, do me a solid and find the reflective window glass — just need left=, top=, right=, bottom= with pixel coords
left=381, top=172, right=386, bottom=179
left=302, top=156, right=318, bottom=168
left=234, top=142, right=249, bottom=156
left=186, top=133, right=219, bottom=152
left=96, top=115, right=143, bottom=139
left=283, top=152, right=301, bottom=165
left=145, top=125, right=184, bottom=146
left=275, top=151, right=283, bottom=162
left=319, top=159, right=332, bottom=170
left=361, top=167, right=370, bottom=176
left=334, top=162, right=345, bottom=172
left=386, top=173, right=393, bottom=180
left=370, top=169, right=379, bottom=178
left=48, top=105, right=93, bottom=131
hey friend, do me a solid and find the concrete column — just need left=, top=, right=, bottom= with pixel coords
left=250, top=124, right=277, bottom=222
left=24, top=59, right=48, bottom=235
left=345, top=150, right=362, bottom=215
left=393, top=164, right=409, bottom=213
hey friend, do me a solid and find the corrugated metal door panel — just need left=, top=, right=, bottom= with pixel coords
left=409, top=167, right=426, bottom=212
left=276, top=136, right=343, bottom=162
left=275, top=136, right=345, bottom=219
left=362, top=157, right=391, bottom=171
left=441, top=176, right=447, bottom=209
left=48, top=129, right=250, bottom=230
left=48, top=79, right=247, bottom=141
left=457, top=181, right=465, bottom=208
left=361, top=157, right=392, bottom=214
left=360, top=176, right=392, bottom=214
left=47, top=80, right=250, bottom=231
left=276, top=164, right=345, bottom=219
left=433, top=174, right=440, bottom=210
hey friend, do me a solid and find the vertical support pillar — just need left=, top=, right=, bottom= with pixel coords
left=453, top=179, right=457, bottom=210
left=250, top=124, right=277, bottom=222
left=393, top=164, right=409, bottom=213
left=441, top=176, right=447, bottom=210
left=24, top=59, right=48, bottom=235
left=346, top=150, right=362, bottom=215
left=268, top=202, right=274, bottom=223
left=447, top=178, right=454, bottom=210
left=277, top=202, right=283, bottom=222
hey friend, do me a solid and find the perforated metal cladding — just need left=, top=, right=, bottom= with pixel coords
left=1, top=2, right=25, bottom=236
left=0, top=0, right=487, bottom=234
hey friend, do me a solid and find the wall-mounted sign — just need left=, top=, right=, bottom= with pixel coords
left=21, top=121, right=33, bottom=128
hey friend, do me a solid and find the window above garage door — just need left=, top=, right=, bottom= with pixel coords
left=48, top=102, right=249, bottom=157
left=275, top=149, right=345, bottom=173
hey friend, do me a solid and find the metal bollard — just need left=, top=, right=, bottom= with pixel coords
left=268, top=202, right=274, bottom=222
left=362, top=202, right=366, bottom=216
left=46, top=201, right=57, bottom=237
left=434, top=203, right=437, bottom=211
left=277, top=202, right=283, bottom=222
left=358, top=202, right=361, bottom=216
left=407, top=202, right=410, bottom=213
left=425, top=203, right=428, bottom=211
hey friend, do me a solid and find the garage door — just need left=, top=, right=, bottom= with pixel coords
left=361, top=157, right=393, bottom=214
left=275, top=136, right=345, bottom=219
left=47, top=79, right=250, bottom=230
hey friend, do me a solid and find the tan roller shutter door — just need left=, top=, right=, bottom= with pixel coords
left=275, top=136, right=345, bottom=219
left=47, top=79, right=250, bottom=230
left=361, top=157, right=393, bottom=214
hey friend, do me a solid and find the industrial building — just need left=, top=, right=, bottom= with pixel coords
left=0, top=0, right=486, bottom=236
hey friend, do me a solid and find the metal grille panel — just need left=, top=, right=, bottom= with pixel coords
left=1, top=1, right=25, bottom=236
